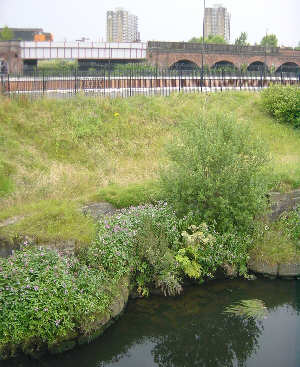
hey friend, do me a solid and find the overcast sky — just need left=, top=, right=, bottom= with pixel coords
left=0, top=0, right=299, bottom=46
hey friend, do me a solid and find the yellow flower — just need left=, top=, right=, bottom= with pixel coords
left=114, top=112, right=120, bottom=117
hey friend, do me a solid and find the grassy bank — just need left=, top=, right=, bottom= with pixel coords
left=1, top=92, right=300, bottom=244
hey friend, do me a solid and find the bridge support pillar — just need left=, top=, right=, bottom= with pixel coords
left=0, top=41, right=23, bottom=74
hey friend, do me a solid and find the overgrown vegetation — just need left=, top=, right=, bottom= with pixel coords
left=1, top=90, right=300, bottom=359
left=261, top=85, right=300, bottom=128
left=1, top=92, right=300, bottom=243
left=80, top=202, right=182, bottom=297
left=0, top=200, right=254, bottom=359
left=175, top=223, right=250, bottom=279
left=0, top=244, right=118, bottom=359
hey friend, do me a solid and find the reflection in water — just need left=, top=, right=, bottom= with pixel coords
left=2, top=280, right=299, bottom=367
left=151, top=315, right=261, bottom=367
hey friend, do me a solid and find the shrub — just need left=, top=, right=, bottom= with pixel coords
left=159, top=113, right=272, bottom=234
left=0, top=245, right=115, bottom=359
left=175, top=223, right=250, bottom=280
left=79, top=202, right=182, bottom=296
left=261, top=85, right=300, bottom=128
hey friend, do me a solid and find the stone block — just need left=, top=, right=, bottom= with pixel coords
left=248, top=260, right=278, bottom=276
left=49, top=340, right=76, bottom=354
left=110, top=298, right=123, bottom=319
left=278, top=263, right=300, bottom=277
left=81, top=202, right=117, bottom=220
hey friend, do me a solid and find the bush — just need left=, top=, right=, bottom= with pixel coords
left=159, top=113, right=272, bottom=234
left=0, top=245, right=114, bottom=359
left=79, top=202, right=182, bottom=296
left=261, top=85, right=300, bottom=128
left=175, top=223, right=250, bottom=280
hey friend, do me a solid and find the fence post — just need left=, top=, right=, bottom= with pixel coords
left=129, top=67, right=132, bottom=97
left=42, top=71, right=45, bottom=96
left=103, top=66, right=106, bottom=97
left=200, top=65, right=203, bottom=92
left=0, top=74, right=3, bottom=95
left=74, top=69, right=77, bottom=94
left=7, top=73, right=10, bottom=95
left=179, top=66, right=182, bottom=92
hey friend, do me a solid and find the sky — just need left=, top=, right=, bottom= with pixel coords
left=0, top=0, right=299, bottom=46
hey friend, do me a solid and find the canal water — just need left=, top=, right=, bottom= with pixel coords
left=3, top=279, right=300, bottom=367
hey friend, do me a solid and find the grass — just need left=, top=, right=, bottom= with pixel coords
left=95, top=181, right=162, bottom=208
left=1, top=91, right=300, bottom=245
left=250, top=222, right=300, bottom=265
left=0, top=199, right=97, bottom=245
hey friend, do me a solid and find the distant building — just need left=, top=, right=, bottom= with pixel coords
left=0, top=28, right=53, bottom=42
left=106, top=8, right=140, bottom=42
left=204, top=4, right=230, bottom=42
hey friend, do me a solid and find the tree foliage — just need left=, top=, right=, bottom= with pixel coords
left=260, top=34, right=278, bottom=48
left=0, top=26, right=14, bottom=41
left=235, top=32, right=249, bottom=46
left=159, top=113, right=271, bottom=234
left=189, top=34, right=227, bottom=44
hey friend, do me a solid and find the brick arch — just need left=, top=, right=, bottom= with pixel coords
left=276, top=61, right=300, bottom=72
left=211, top=58, right=238, bottom=67
left=246, top=56, right=266, bottom=65
left=278, top=60, right=300, bottom=67
left=167, top=55, right=202, bottom=68
left=169, top=59, right=200, bottom=69
left=212, top=60, right=236, bottom=68
left=206, top=55, right=240, bottom=68
left=247, top=60, right=268, bottom=71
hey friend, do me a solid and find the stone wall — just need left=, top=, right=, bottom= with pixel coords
left=268, top=190, right=300, bottom=221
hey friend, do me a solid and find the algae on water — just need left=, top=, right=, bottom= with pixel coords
left=224, top=299, right=268, bottom=319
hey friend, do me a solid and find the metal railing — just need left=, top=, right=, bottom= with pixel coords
left=1, top=66, right=299, bottom=99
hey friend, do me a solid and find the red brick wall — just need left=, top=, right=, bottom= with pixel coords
left=147, top=50, right=300, bottom=70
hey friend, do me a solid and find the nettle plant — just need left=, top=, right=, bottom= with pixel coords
left=80, top=202, right=182, bottom=296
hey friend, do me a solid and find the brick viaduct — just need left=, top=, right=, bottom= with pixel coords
left=147, top=42, right=300, bottom=71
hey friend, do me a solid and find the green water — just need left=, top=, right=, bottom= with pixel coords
left=3, top=279, right=300, bottom=367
